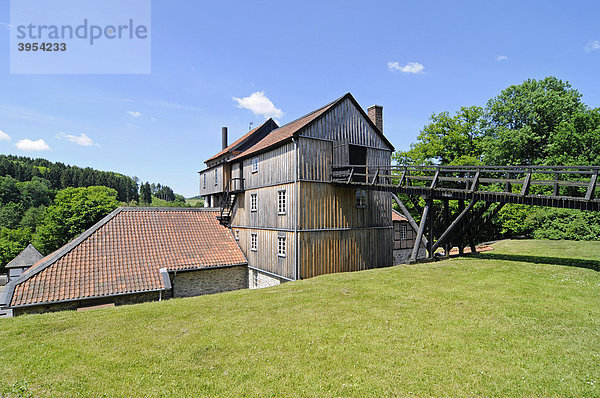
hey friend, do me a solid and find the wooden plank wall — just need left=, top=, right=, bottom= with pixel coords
left=198, top=164, right=225, bottom=196
left=299, top=182, right=391, bottom=229
left=300, top=97, right=391, bottom=150
left=242, top=142, right=295, bottom=189
left=298, top=228, right=393, bottom=279
left=231, top=183, right=296, bottom=230
left=234, top=228, right=295, bottom=279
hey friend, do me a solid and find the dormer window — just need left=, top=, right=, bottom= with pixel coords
left=252, top=157, right=259, bottom=173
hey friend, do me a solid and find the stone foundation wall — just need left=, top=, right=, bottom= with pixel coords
left=248, top=268, right=284, bottom=289
left=172, top=265, right=247, bottom=298
left=393, top=248, right=427, bottom=265
left=12, top=291, right=162, bottom=316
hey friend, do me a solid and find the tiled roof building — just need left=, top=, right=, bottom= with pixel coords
left=3, top=208, right=247, bottom=315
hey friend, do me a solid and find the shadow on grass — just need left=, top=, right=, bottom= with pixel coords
left=479, top=253, right=600, bottom=272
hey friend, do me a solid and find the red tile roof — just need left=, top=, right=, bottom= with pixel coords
left=232, top=99, right=337, bottom=161
left=392, top=209, right=408, bottom=222
left=8, top=208, right=246, bottom=308
left=206, top=125, right=260, bottom=162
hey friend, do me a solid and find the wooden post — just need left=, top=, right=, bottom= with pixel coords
left=443, top=199, right=450, bottom=257
left=585, top=170, right=598, bottom=200
left=410, top=201, right=430, bottom=262
left=427, top=198, right=434, bottom=258
left=430, top=199, right=477, bottom=254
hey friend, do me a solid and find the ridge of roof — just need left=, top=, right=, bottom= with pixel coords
left=5, top=244, right=43, bottom=269
left=231, top=93, right=395, bottom=161
left=205, top=119, right=279, bottom=163
left=232, top=94, right=347, bottom=161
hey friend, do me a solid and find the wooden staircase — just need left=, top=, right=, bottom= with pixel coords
left=216, top=177, right=244, bottom=226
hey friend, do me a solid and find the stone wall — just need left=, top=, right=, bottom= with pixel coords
left=393, top=248, right=427, bottom=265
left=172, top=265, right=248, bottom=298
left=12, top=291, right=162, bottom=316
left=248, top=268, right=284, bottom=289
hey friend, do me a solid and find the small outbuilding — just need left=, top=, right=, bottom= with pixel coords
left=5, top=244, right=43, bottom=281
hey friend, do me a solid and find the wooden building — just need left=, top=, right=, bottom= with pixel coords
left=199, top=93, right=395, bottom=287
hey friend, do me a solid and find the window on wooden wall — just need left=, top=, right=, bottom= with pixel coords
left=277, top=236, right=286, bottom=257
left=400, top=224, right=407, bottom=240
left=203, top=174, right=206, bottom=189
left=355, top=190, right=367, bottom=208
left=251, top=194, right=257, bottom=212
left=215, top=169, right=218, bottom=186
left=252, top=157, right=259, bottom=173
left=278, top=190, right=286, bottom=214
left=250, top=233, right=257, bottom=251
left=234, top=229, right=240, bottom=241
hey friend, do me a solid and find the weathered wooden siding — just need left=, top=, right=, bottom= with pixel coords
left=299, top=97, right=392, bottom=150
left=230, top=183, right=297, bottom=230
left=298, top=228, right=393, bottom=279
left=298, top=137, right=391, bottom=182
left=198, top=164, right=225, bottom=196
left=234, top=228, right=295, bottom=279
left=242, top=142, right=295, bottom=189
left=298, top=138, right=332, bottom=181
left=299, top=182, right=391, bottom=229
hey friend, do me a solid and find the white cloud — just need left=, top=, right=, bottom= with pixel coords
left=232, top=91, right=284, bottom=119
left=0, top=129, right=10, bottom=141
left=388, top=61, right=425, bottom=74
left=15, top=139, right=51, bottom=151
left=57, top=132, right=97, bottom=146
left=127, top=110, right=142, bottom=117
left=496, top=55, right=509, bottom=61
left=585, top=40, right=600, bottom=52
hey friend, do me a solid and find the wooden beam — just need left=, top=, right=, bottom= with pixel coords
left=430, top=169, right=440, bottom=189
left=391, top=193, right=428, bottom=247
left=521, top=171, right=532, bottom=195
left=410, top=202, right=430, bottom=262
left=585, top=169, right=598, bottom=200
left=430, top=199, right=477, bottom=253
left=469, top=170, right=480, bottom=192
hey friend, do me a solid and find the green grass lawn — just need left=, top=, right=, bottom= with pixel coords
left=1, top=240, right=600, bottom=397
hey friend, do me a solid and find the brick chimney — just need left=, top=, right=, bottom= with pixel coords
left=222, top=127, right=228, bottom=150
left=367, top=105, right=383, bottom=133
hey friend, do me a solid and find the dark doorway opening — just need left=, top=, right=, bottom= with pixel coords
left=349, top=145, right=367, bottom=183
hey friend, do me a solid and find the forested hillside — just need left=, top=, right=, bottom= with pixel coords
left=0, top=155, right=193, bottom=269
left=394, top=76, right=600, bottom=241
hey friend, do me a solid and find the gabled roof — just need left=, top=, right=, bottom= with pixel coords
left=205, top=119, right=279, bottom=164
left=232, top=93, right=395, bottom=161
left=6, top=208, right=247, bottom=308
left=5, top=244, right=43, bottom=269
left=392, top=209, right=408, bottom=222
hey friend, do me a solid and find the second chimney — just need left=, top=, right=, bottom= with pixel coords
left=367, top=105, right=383, bottom=133
left=222, top=127, right=228, bottom=150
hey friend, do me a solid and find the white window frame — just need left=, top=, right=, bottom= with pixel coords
left=234, top=229, right=240, bottom=241
left=278, top=190, right=286, bottom=215
left=250, top=233, right=257, bottom=251
left=251, top=193, right=257, bottom=212
left=277, top=236, right=286, bottom=257
left=355, top=190, right=367, bottom=208
left=400, top=224, right=407, bottom=240
left=251, top=157, right=259, bottom=173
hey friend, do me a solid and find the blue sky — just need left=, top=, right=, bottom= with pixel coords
left=0, top=0, right=599, bottom=197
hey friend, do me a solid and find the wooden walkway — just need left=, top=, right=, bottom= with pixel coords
left=332, top=164, right=600, bottom=261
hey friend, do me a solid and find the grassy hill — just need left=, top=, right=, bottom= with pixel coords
left=1, top=240, right=599, bottom=397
